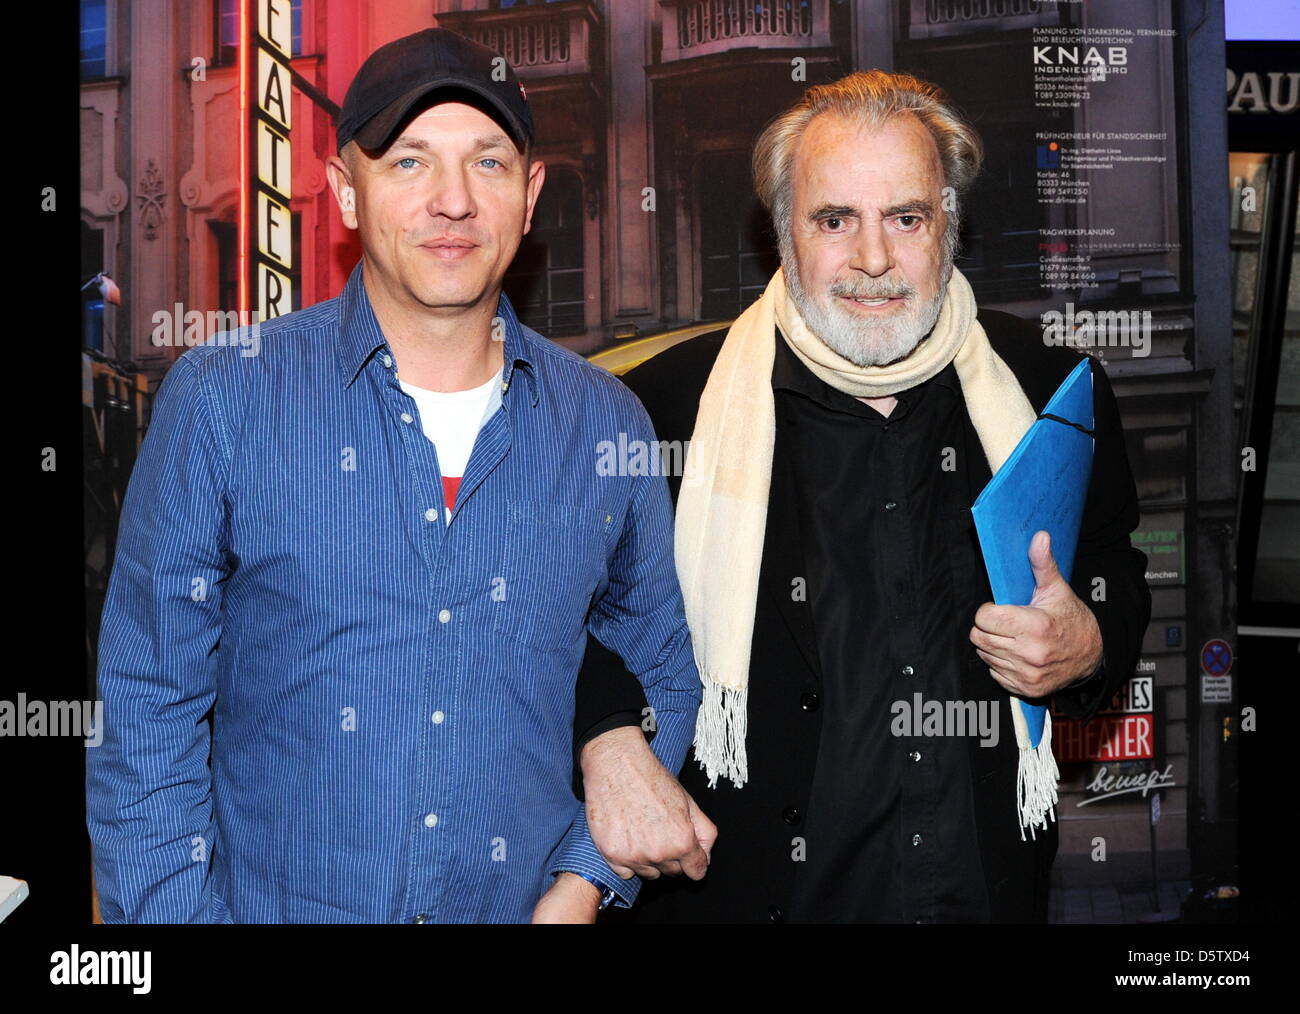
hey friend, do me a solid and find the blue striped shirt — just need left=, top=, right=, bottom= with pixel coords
left=86, top=261, right=700, bottom=923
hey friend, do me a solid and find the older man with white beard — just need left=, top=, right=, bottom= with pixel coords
left=570, top=69, right=1150, bottom=923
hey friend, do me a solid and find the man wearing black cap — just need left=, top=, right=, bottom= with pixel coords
left=87, top=28, right=710, bottom=924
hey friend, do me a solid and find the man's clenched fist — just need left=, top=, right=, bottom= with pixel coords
left=580, top=726, right=717, bottom=881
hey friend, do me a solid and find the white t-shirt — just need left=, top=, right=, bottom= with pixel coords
left=399, top=368, right=503, bottom=524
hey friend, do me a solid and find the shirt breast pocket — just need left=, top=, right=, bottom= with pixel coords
left=492, top=498, right=609, bottom=652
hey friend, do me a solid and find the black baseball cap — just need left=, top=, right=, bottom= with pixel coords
left=336, top=28, right=533, bottom=155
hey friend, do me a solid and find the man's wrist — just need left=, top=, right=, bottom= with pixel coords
left=548, top=805, right=643, bottom=908
left=574, top=712, right=648, bottom=801
left=577, top=711, right=648, bottom=755
left=1072, top=610, right=1106, bottom=687
left=580, top=723, right=649, bottom=773
left=551, top=868, right=605, bottom=904
left=1068, top=657, right=1105, bottom=688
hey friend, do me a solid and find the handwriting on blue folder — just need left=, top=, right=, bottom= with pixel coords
left=972, top=358, right=1095, bottom=609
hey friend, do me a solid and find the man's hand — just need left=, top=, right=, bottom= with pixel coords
left=970, top=530, right=1104, bottom=699
left=580, top=726, right=717, bottom=881
left=531, top=873, right=602, bottom=924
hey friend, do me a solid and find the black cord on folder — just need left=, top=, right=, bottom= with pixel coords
left=1037, top=412, right=1094, bottom=437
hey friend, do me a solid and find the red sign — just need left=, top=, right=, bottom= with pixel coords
left=1053, top=714, right=1153, bottom=763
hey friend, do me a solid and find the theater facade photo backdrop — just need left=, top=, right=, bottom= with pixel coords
left=76, top=0, right=1246, bottom=925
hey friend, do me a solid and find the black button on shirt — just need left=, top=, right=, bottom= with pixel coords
left=772, top=333, right=990, bottom=924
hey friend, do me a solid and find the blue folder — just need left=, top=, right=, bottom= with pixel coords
left=971, top=358, right=1095, bottom=745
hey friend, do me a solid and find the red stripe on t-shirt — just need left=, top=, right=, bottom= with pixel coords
left=442, top=475, right=462, bottom=513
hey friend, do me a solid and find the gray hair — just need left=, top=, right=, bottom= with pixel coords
left=753, top=70, right=983, bottom=263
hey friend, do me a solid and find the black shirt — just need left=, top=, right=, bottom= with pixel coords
left=773, top=333, right=991, bottom=923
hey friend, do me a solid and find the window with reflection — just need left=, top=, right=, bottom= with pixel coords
left=504, top=167, right=586, bottom=337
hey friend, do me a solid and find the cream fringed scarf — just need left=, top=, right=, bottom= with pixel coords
left=676, top=266, right=1061, bottom=835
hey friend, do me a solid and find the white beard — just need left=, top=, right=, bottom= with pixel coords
left=785, top=256, right=951, bottom=368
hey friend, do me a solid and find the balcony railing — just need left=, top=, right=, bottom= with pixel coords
left=659, top=0, right=831, bottom=61
left=437, top=1, right=602, bottom=79
left=473, top=18, right=569, bottom=68
left=904, top=0, right=1059, bottom=39
left=925, top=0, right=1043, bottom=21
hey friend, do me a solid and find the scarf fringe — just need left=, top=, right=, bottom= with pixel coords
left=1016, top=708, right=1060, bottom=841
left=693, top=679, right=748, bottom=790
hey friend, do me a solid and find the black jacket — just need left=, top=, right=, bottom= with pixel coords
left=575, top=308, right=1151, bottom=923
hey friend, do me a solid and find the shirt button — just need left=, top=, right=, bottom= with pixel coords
left=781, top=807, right=802, bottom=826
left=413, top=914, right=427, bottom=924
left=799, top=692, right=820, bottom=712
left=424, top=813, right=439, bottom=828
left=438, top=609, right=451, bottom=624
left=381, top=354, right=393, bottom=369
left=401, top=412, right=413, bottom=424
left=910, top=750, right=922, bottom=762
left=767, top=904, right=784, bottom=923
left=901, top=665, right=915, bottom=677
left=884, top=500, right=898, bottom=511
left=431, top=710, right=445, bottom=724
left=911, top=833, right=923, bottom=846
left=424, top=508, right=438, bottom=522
